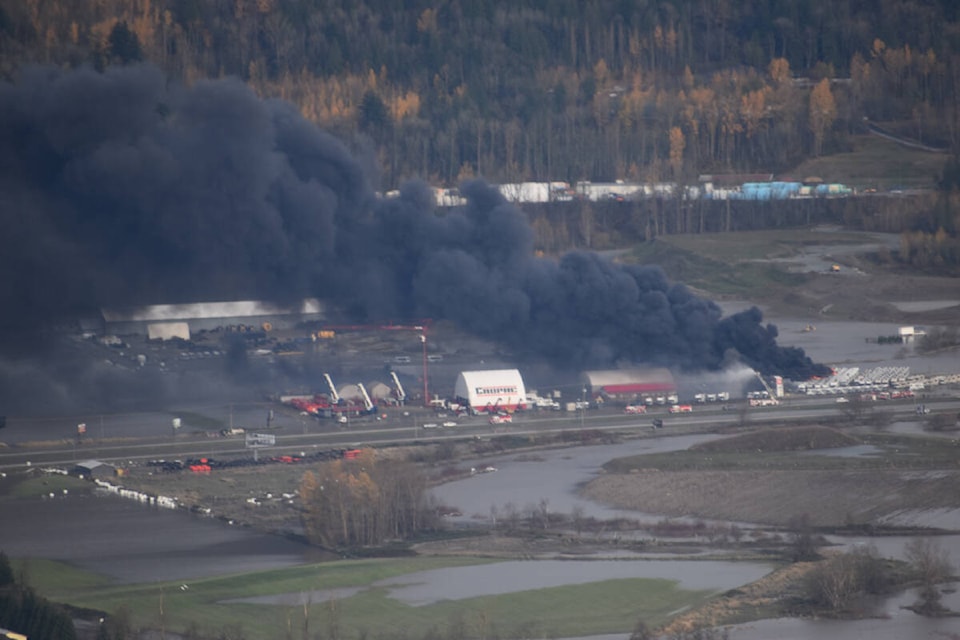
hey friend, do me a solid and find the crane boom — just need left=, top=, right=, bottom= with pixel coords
left=390, top=371, right=406, bottom=404
left=323, top=373, right=340, bottom=404
left=755, top=371, right=780, bottom=404
left=357, top=382, right=375, bottom=413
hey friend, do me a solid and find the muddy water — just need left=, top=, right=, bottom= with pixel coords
left=431, top=417, right=960, bottom=640
left=726, top=585, right=960, bottom=640
left=891, top=300, right=960, bottom=312
left=435, top=443, right=960, bottom=640
left=5, top=430, right=960, bottom=639
left=0, top=494, right=324, bottom=583
left=234, top=559, right=773, bottom=607
left=432, top=433, right=727, bottom=524
left=4, top=277, right=960, bottom=637
left=718, top=297, right=960, bottom=376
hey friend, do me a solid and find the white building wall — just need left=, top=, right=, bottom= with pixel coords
left=454, top=369, right=527, bottom=413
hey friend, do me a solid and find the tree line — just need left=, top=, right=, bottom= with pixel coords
left=0, top=551, right=77, bottom=640
left=3, top=0, right=959, bottom=269
left=523, top=192, right=945, bottom=251
left=298, top=449, right=439, bottom=548
left=2, top=0, right=960, bottom=188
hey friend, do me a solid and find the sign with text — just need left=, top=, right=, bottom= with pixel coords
left=245, top=433, right=276, bottom=447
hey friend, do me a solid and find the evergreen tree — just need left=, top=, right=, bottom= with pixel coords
left=108, top=21, right=142, bottom=64
left=0, top=551, right=13, bottom=587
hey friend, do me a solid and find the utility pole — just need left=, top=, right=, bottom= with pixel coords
left=420, top=333, right=429, bottom=407
left=580, top=387, right=586, bottom=430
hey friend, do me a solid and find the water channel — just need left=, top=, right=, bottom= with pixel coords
left=5, top=415, right=960, bottom=639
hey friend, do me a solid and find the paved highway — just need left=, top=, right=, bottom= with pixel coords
left=2, top=396, right=956, bottom=470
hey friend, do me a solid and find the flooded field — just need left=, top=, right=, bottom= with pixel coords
left=0, top=493, right=323, bottom=583
left=721, top=300, right=960, bottom=375
left=891, top=300, right=960, bottom=312
left=726, top=585, right=960, bottom=640
left=432, top=433, right=725, bottom=523
left=233, top=559, right=773, bottom=607
left=4, top=405, right=960, bottom=638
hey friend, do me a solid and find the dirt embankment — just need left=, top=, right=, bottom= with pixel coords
left=769, top=269, right=960, bottom=325
left=581, top=427, right=960, bottom=529
left=581, top=468, right=960, bottom=528
left=659, top=561, right=818, bottom=635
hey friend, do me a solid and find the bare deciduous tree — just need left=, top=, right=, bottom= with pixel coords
left=906, top=537, right=953, bottom=614
left=788, top=513, right=820, bottom=562
left=629, top=620, right=655, bottom=640
left=299, top=451, right=438, bottom=547
left=804, top=545, right=893, bottom=613
left=806, top=551, right=861, bottom=611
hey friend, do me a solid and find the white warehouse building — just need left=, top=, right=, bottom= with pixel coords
left=454, top=369, right=527, bottom=414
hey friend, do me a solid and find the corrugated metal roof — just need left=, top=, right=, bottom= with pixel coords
left=75, top=459, right=110, bottom=470
left=102, top=298, right=322, bottom=322
left=455, top=369, right=525, bottom=389
left=581, top=368, right=676, bottom=389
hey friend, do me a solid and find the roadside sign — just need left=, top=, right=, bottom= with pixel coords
left=245, top=433, right=276, bottom=447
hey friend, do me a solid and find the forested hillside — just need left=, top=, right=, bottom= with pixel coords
left=2, top=0, right=959, bottom=189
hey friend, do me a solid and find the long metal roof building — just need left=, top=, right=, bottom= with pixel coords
left=581, top=368, right=676, bottom=398
left=100, top=298, right=325, bottom=336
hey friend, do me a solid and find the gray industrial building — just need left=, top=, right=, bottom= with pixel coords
left=72, top=460, right=115, bottom=480
left=98, top=298, right=326, bottom=339
left=581, top=368, right=677, bottom=401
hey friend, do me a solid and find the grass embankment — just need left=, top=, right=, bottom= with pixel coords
left=789, top=134, right=947, bottom=190
left=19, top=556, right=717, bottom=639
left=622, top=228, right=870, bottom=299
left=659, top=560, right=818, bottom=635
left=585, top=426, right=960, bottom=528
left=4, top=474, right=93, bottom=499
left=601, top=426, right=960, bottom=474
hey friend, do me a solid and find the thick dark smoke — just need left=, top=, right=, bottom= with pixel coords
left=0, top=63, right=827, bottom=412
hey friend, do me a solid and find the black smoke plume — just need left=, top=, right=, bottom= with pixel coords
left=0, top=63, right=827, bottom=409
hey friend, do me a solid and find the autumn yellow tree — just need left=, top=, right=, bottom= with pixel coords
left=768, top=57, right=791, bottom=85
left=740, top=88, right=768, bottom=139
left=299, top=450, right=436, bottom=548
left=668, top=126, right=685, bottom=178
left=809, top=79, right=837, bottom=157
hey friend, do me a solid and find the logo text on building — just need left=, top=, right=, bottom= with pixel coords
left=474, top=386, right=518, bottom=396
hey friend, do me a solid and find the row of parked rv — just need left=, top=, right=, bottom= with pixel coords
left=798, top=366, right=919, bottom=396
left=693, top=392, right=731, bottom=403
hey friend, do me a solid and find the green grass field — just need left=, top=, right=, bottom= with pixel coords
left=6, top=474, right=92, bottom=499
left=623, top=229, right=844, bottom=297
left=789, top=134, right=948, bottom=190
left=601, top=429, right=960, bottom=475
left=18, top=556, right=722, bottom=639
